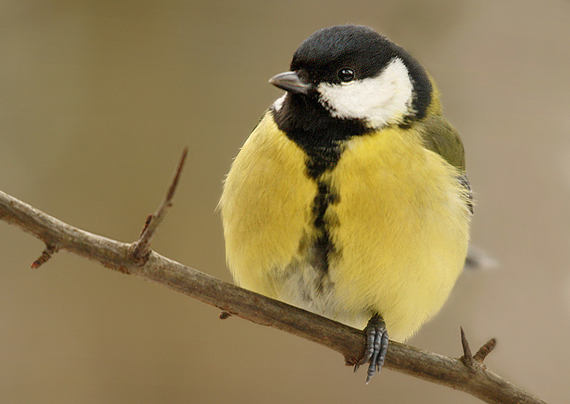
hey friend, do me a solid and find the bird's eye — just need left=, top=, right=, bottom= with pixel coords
left=338, top=68, right=355, bottom=82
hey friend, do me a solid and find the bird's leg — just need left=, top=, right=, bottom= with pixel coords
left=354, top=314, right=389, bottom=383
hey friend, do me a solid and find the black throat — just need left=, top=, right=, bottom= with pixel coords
left=272, top=93, right=369, bottom=179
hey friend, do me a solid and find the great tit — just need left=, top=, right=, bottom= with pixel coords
left=220, top=24, right=472, bottom=382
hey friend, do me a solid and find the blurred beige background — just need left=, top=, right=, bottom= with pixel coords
left=1, top=1, right=569, bottom=403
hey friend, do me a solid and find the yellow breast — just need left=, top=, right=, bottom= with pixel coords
left=326, top=126, right=470, bottom=340
left=220, top=112, right=317, bottom=296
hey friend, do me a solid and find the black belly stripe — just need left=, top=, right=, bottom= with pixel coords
left=310, top=180, right=339, bottom=273
left=271, top=95, right=370, bottom=275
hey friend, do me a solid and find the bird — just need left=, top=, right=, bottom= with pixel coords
left=219, top=24, right=472, bottom=382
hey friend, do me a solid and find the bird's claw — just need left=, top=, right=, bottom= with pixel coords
left=354, top=315, right=389, bottom=383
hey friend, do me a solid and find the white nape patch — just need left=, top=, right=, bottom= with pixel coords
left=272, top=94, right=286, bottom=111
left=317, top=57, right=414, bottom=129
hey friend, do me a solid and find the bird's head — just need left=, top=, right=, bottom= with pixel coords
left=270, top=25, right=433, bottom=130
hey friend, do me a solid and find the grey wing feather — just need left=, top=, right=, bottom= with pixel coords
left=457, top=174, right=474, bottom=214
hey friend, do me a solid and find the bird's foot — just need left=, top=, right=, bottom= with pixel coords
left=354, top=314, right=389, bottom=383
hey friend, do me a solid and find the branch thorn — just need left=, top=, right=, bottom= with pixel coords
left=460, top=327, right=497, bottom=369
left=219, top=311, right=232, bottom=320
left=474, top=338, right=497, bottom=363
left=460, top=326, right=475, bottom=367
left=131, top=146, right=189, bottom=263
left=31, top=243, right=58, bottom=269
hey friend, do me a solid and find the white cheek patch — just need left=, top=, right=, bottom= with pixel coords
left=272, top=94, right=286, bottom=111
left=317, top=57, right=414, bottom=128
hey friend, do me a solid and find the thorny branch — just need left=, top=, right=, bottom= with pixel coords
left=130, top=146, right=189, bottom=263
left=0, top=149, right=547, bottom=404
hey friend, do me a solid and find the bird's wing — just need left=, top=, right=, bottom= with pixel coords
left=420, top=115, right=473, bottom=213
left=420, top=115, right=465, bottom=171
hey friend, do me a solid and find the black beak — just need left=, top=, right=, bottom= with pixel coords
left=269, top=71, right=311, bottom=94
